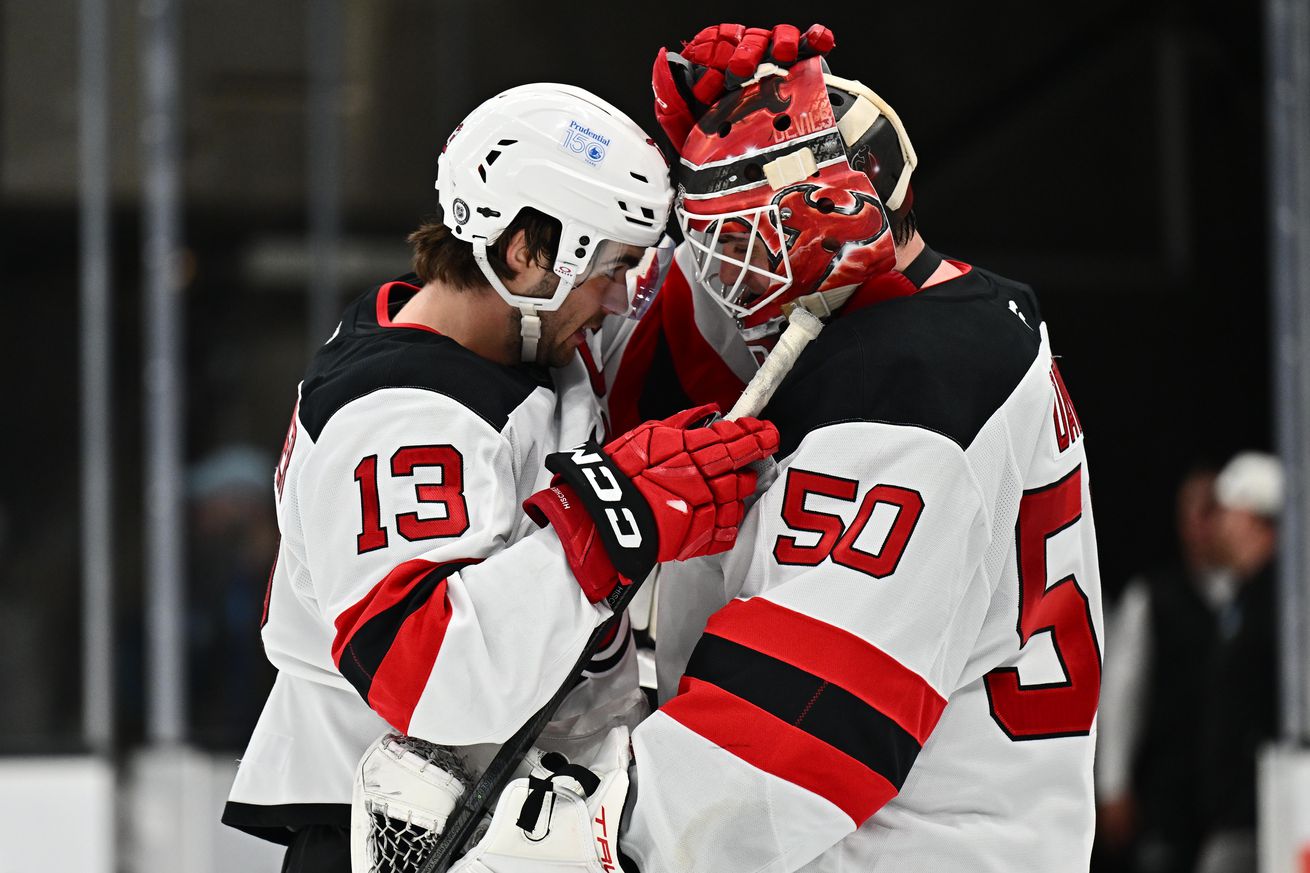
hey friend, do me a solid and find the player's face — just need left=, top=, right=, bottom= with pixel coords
left=535, top=244, right=645, bottom=367
left=716, top=231, right=775, bottom=303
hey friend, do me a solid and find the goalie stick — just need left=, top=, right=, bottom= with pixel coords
left=418, top=307, right=826, bottom=873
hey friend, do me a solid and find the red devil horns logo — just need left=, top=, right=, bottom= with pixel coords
left=773, top=183, right=889, bottom=292
left=697, top=77, right=792, bottom=137
left=775, top=184, right=886, bottom=243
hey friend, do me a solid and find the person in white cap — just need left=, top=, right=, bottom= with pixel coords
left=1095, top=453, right=1280, bottom=873
left=1190, top=451, right=1281, bottom=873
left=1213, top=451, right=1283, bottom=579
left=1095, top=465, right=1225, bottom=873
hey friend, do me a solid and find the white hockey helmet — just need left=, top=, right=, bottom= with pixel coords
left=436, top=83, right=675, bottom=360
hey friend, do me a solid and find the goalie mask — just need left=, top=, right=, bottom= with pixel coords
left=676, top=56, right=916, bottom=344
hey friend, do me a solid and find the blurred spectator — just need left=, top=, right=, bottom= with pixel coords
left=1096, top=465, right=1223, bottom=873
left=186, top=445, right=279, bottom=748
left=1193, top=452, right=1282, bottom=873
left=1094, top=453, right=1281, bottom=873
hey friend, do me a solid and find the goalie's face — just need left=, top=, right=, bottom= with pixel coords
left=679, top=199, right=792, bottom=326
left=715, top=225, right=780, bottom=302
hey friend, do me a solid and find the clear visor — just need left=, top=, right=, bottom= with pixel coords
left=576, top=234, right=676, bottom=320
left=678, top=203, right=793, bottom=318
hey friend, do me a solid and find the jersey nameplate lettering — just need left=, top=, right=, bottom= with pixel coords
left=1051, top=362, right=1083, bottom=454
left=275, top=402, right=299, bottom=501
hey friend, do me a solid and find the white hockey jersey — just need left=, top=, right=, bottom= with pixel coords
left=224, top=279, right=642, bottom=843
left=623, top=260, right=1103, bottom=872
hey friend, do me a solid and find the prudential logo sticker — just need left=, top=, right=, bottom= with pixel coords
left=561, top=120, right=610, bottom=166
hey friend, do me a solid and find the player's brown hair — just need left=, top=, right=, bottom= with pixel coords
left=408, top=207, right=562, bottom=289
left=890, top=207, right=917, bottom=247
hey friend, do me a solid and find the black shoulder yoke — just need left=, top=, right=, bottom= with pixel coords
left=764, top=266, right=1044, bottom=459
left=298, top=280, right=550, bottom=441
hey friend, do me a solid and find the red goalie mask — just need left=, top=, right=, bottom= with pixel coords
left=675, top=56, right=912, bottom=343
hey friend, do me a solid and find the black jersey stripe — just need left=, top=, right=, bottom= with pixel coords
left=684, top=633, right=922, bottom=790
left=221, top=801, right=350, bottom=846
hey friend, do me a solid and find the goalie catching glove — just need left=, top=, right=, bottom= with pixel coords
left=351, top=733, right=475, bottom=873
left=525, top=403, right=778, bottom=607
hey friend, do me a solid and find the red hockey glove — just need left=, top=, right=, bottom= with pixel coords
left=653, top=23, right=836, bottom=149
left=524, top=404, right=779, bottom=606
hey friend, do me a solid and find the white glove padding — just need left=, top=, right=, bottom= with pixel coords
left=351, top=731, right=473, bottom=873
left=451, top=725, right=631, bottom=873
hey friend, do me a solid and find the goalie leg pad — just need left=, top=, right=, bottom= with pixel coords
left=351, top=731, right=472, bottom=873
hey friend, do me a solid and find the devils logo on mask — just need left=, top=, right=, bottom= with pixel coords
left=774, top=182, right=889, bottom=291
left=694, top=76, right=793, bottom=141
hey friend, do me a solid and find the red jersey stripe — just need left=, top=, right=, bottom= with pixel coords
left=331, top=558, right=477, bottom=732
left=608, top=290, right=663, bottom=435
left=704, top=597, right=947, bottom=745
left=658, top=267, right=747, bottom=412
left=663, top=676, right=897, bottom=825
left=332, top=559, right=441, bottom=662
left=366, top=575, right=455, bottom=733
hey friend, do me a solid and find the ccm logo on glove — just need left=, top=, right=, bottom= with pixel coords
left=561, top=445, right=645, bottom=549
left=525, top=404, right=778, bottom=605
left=545, top=439, right=659, bottom=583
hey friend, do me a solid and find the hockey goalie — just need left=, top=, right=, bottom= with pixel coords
left=612, top=24, right=1104, bottom=873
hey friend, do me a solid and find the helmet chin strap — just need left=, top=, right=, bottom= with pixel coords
left=518, top=305, right=543, bottom=362
left=471, top=237, right=574, bottom=364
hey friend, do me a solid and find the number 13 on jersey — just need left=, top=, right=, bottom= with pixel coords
left=353, top=445, right=470, bottom=554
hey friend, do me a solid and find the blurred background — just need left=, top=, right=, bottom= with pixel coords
left=0, top=0, right=1306, bottom=870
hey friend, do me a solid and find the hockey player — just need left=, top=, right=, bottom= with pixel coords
left=614, top=27, right=1105, bottom=872
left=221, top=82, right=779, bottom=872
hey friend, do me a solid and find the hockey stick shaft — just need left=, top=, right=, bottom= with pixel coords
left=727, top=308, right=824, bottom=419
left=420, top=604, right=634, bottom=872
left=420, top=308, right=825, bottom=873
